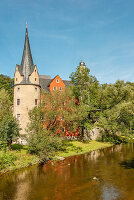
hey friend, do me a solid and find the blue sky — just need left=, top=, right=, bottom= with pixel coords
left=0, top=0, right=134, bottom=83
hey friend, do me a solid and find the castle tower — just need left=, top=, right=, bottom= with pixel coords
left=14, top=26, right=40, bottom=137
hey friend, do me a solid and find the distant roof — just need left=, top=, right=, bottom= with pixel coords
left=39, top=75, right=51, bottom=79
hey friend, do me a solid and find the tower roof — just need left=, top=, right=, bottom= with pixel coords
left=20, top=26, right=34, bottom=83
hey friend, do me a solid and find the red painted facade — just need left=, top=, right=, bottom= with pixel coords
left=48, top=75, right=65, bottom=93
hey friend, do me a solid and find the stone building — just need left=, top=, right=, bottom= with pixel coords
left=14, top=26, right=71, bottom=137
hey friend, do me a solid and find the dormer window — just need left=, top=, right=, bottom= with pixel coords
left=56, top=79, right=59, bottom=83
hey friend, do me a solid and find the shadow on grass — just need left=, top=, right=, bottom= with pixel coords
left=61, top=140, right=82, bottom=153
left=11, top=144, right=28, bottom=151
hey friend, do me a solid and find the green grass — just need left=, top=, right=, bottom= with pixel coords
left=0, top=141, right=113, bottom=173
left=0, top=144, right=39, bottom=173
left=54, top=140, right=113, bottom=159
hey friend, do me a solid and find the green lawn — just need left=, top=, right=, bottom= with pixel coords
left=55, top=140, right=113, bottom=159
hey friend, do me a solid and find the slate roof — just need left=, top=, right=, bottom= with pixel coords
left=16, top=27, right=37, bottom=85
left=39, top=76, right=72, bottom=92
left=39, top=78, right=52, bottom=92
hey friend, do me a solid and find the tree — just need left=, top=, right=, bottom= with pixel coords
left=70, top=63, right=100, bottom=137
left=27, top=107, right=63, bottom=162
left=41, top=88, right=87, bottom=136
left=99, top=80, right=133, bottom=111
left=0, top=89, right=20, bottom=151
left=0, top=74, right=14, bottom=102
left=96, top=80, right=134, bottom=141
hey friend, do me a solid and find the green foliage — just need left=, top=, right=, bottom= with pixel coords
left=96, top=80, right=134, bottom=140
left=27, top=107, right=64, bottom=163
left=0, top=151, right=17, bottom=170
left=70, top=64, right=100, bottom=137
left=70, top=65, right=100, bottom=108
left=0, top=74, right=13, bottom=102
left=0, top=89, right=20, bottom=150
left=0, top=115, right=20, bottom=142
left=28, top=130, right=62, bottom=163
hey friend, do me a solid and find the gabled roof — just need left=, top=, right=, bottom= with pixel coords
left=39, top=75, right=72, bottom=92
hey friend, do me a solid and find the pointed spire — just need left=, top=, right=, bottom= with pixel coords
left=21, top=25, right=34, bottom=83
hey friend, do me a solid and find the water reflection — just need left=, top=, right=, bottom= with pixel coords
left=0, top=143, right=134, bottom=200
left=101, top=184, right=120, bottom=200
left=120, top=158, right=134, bottom=169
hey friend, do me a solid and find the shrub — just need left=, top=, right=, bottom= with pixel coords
left=0, top=152, right=17, bottom=170
left=27, top=129, right=63, bottom=163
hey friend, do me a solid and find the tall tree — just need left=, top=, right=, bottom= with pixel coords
left=70, top=63, right=100, bottom=136
left=96, top=80, right=134, bottom=139
left=0, top=74, right=14, bottom=102
left=0, top=89, right=19, bottom=151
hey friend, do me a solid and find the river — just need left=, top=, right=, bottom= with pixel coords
left=0, top=143, right=134, bottom=200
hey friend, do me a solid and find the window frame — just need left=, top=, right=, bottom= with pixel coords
left=35, top=99, right=38, bottom=106
left=53, top=86, right=57, bottom=91
left=17, top=99, right=20, bottom=105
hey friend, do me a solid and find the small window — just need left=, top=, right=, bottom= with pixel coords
left=17, top=114, right=21, bottom=121
left=17, top=99, right=20, bottom=105
left=59, top=87, right=62, bottom=91
left=16, top=78, right=18, bottom=81
left=35, top=78, right=36, bottom=81
left=35, top=70, right=36, bottom=72
left=18, top=87, right=20, bottom=91
left=56, top=79, right=59, bottom=83
left=35, top=99, right=38, bottom=105
left=53, top=86, right=57, bottom=90
left=35, top=87, right=37, bottom=92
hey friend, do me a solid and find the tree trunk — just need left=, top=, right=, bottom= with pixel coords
left=81, top=126, right=84, bottom=140
left=7, top=139, right=12, bottom=151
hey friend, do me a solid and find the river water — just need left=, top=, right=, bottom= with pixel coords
left=0, top=143, right=134, bottom=200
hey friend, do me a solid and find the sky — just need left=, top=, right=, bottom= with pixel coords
left=0, top=0, right=134, bottom=84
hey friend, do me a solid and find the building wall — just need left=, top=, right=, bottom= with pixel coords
left=29, top=66, right=39, bottom=85
left=14, top=65, right=23, bottom=85
left=49, top=75, right=65, bottom=93
left=14, top=84, right=40, bottom=135
left=14, top=65, right=40, bottom=137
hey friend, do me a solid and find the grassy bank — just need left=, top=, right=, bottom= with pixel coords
left=0, top=144, right=39, bottom=173
left=0, top=140, right=113, bottom=173
left=55, top=140, right=113, bottom=159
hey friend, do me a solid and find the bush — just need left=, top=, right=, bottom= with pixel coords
left=28, top=129, right=63, bottom=163
left=100, top=134, right=131, bottom=144
left=0, top=152, right=17, bottom=170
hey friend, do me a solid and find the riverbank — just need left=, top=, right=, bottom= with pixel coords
left=55, top=140, right=113, bottom=159
left=0, top=140, right=113, bottom=173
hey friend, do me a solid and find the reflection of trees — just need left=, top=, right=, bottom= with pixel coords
left=0, top=143, right=134, bottom=200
